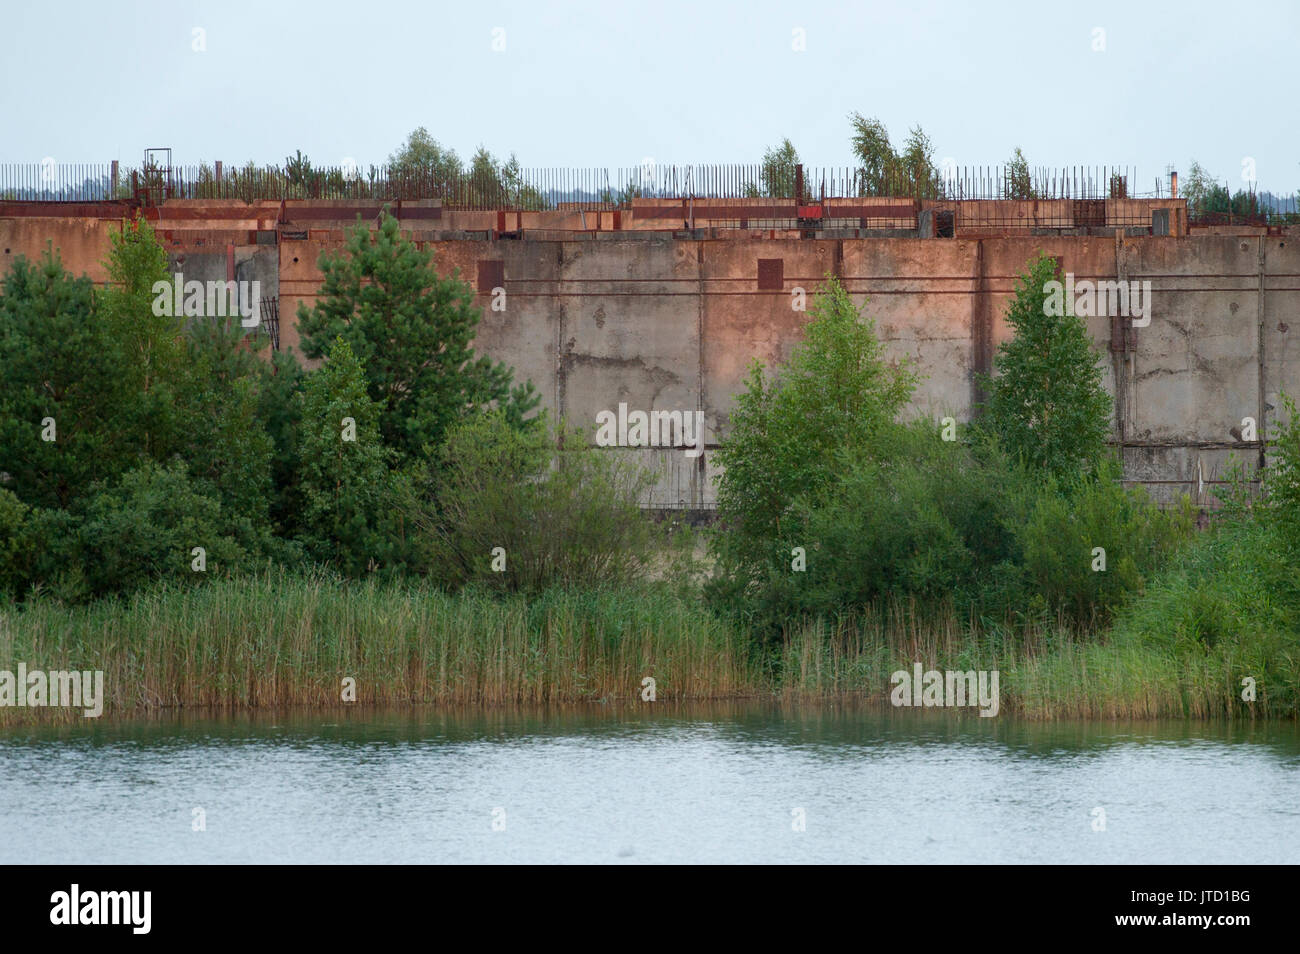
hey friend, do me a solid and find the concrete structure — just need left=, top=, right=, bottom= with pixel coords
left=2, top=196, right=1295, bottom=509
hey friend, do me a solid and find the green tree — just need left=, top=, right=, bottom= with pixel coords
left=0, top=489, right=35, bottom=600
left=711, top=276, right=917, bottom=591
left=0, top=244, right=118, bottom=509
left=500, top=153, right=547, bottom=210
left=1181, top=160, right=1233, bottom=216
left=294, top=338, right=393, bottom=575
left=849, top=113, right=897, bottom=195
left=746, top=138, right=801, bottom=198
left=897, top=125, right=943, bottom=198
left=848, top=114, right=943, bottom=197
left=466, top=146, right=507, bottom=206
left=179, top=317, right=278, bottom=550
left=976, top=253, right=1112, bottom=480
left=387, top=127, right=463, bottom=195
left=296, top=209, right=539, bottom=463
left=1006, top=147, right=1035, bottom=199
left=101, top=215, right=189, bottom=463
left=257, top=349, right=306, bottom=535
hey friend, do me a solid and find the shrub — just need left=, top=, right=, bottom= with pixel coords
left=75, top=459, right=252, bottom=597
left=720, top=422, right=1030, bottom=631
left=0, top=489, right=33, bottom=600
left=418, top=411, right=654, bottom=593
left=1261, top=391, right=1300, bottom=549
left=1110, top=517, right=1300, bottom=713
left=1016, top=460, right=1195, bottom=625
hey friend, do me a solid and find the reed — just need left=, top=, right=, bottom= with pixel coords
left=1, top=570, right=1292, bottom=724
left=0, top=570, right=751, bottom=722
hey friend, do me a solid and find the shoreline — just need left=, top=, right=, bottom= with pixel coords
left=1, top=697, right=1294, bottom=729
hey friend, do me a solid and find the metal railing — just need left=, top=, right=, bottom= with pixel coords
left=0, top=163, right=118, bottom=201
left=4, top=161, right=1296, bottom=227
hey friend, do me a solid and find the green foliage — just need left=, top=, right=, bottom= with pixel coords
left=1260, top=392, right=1300, bottom=548
left=752, top=424, right=1029, bottom=625
left=294, top=338, right=394, bottom=575
left=976, top=252, right=1112, bottom=480
left=848, top=114, right=943, bottom=197
left=745, top=138, right=801, bottom=198
left=1182, top=160, right=1227, bottom=216
left=896, top=126, right=944, bottom=198
left=1017, top=461, right=1196, bottom=625
left=1006, top=147, right=1035, bottom=199
left=387, top=127, right=463, bottom=185
left=179, top=317, right=277, bottom=543
left=0, top=244, right=118, bottom=508
left=257, top=349, right=306, bottom=535
left=710, top=276, right=917, bottom=617
left=76, top=460, right=251, bottom=599
left=0, top=489, right=34, bottom=600
left=417, top=411, right=654, bottom=594
left=1108, top=516, right=1300, bottom=713
left=296, top=209, right=539, bottom=464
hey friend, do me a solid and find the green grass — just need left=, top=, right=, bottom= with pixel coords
left=2, top=522, right=1296, bottom=724
left=0, top=570, right=751, bottom=720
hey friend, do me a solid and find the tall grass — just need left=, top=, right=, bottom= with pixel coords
left=776, top=594, right=1292, bottom=720
left=2, top=553, right=1293, bottom=723
left=0, top=570, right=750, bottom=722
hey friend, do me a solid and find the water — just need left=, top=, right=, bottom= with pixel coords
left=2, top=703, right=1297, bottom=864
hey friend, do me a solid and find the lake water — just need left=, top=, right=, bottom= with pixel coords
left=2, top=703, right=1297, bottom=864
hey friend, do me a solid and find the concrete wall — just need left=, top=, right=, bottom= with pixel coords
left=3, top=204, right=1295, bottom=510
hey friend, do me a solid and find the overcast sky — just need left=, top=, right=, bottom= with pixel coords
left=2, top=0, right=1296, bottom=194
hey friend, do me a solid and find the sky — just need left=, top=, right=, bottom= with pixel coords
left=2, top=0, right=1296, bottom=194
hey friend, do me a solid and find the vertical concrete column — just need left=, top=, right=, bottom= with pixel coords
left=695, top=242, right=706, bottom=509
left=971, top=241, right=992, bottom=413
left=1257, top=236, right=1268, bottom=466
left=1113, top=230, right=1129, bottom=449
left=555, top=242, right=567, bottom=425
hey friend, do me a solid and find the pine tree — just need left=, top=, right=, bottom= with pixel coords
left=0, top=243, right=112, bottom=508
left=295, top=338, right=392, bottom=574
left=296, top=209, right=539, bottom=464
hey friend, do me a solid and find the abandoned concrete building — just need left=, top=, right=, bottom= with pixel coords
left=2, top=163, right=1295, bottom=510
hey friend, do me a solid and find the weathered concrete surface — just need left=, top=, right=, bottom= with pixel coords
left=3, top=203, right=1295, bottom=510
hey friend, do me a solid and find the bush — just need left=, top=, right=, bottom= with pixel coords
left=1261, top=392, right=1300, bottom=549
left=1109, top=517, right=1300, bottom=713
left=1016, top=460, right=1195, bottom=625
left=715, top=422, right=1030, bottom=632
left=418, top=411, right=655, bottom=593
left=0, top=489, right=33, bottom=600
left=75, top=460, right=252, bottom=597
